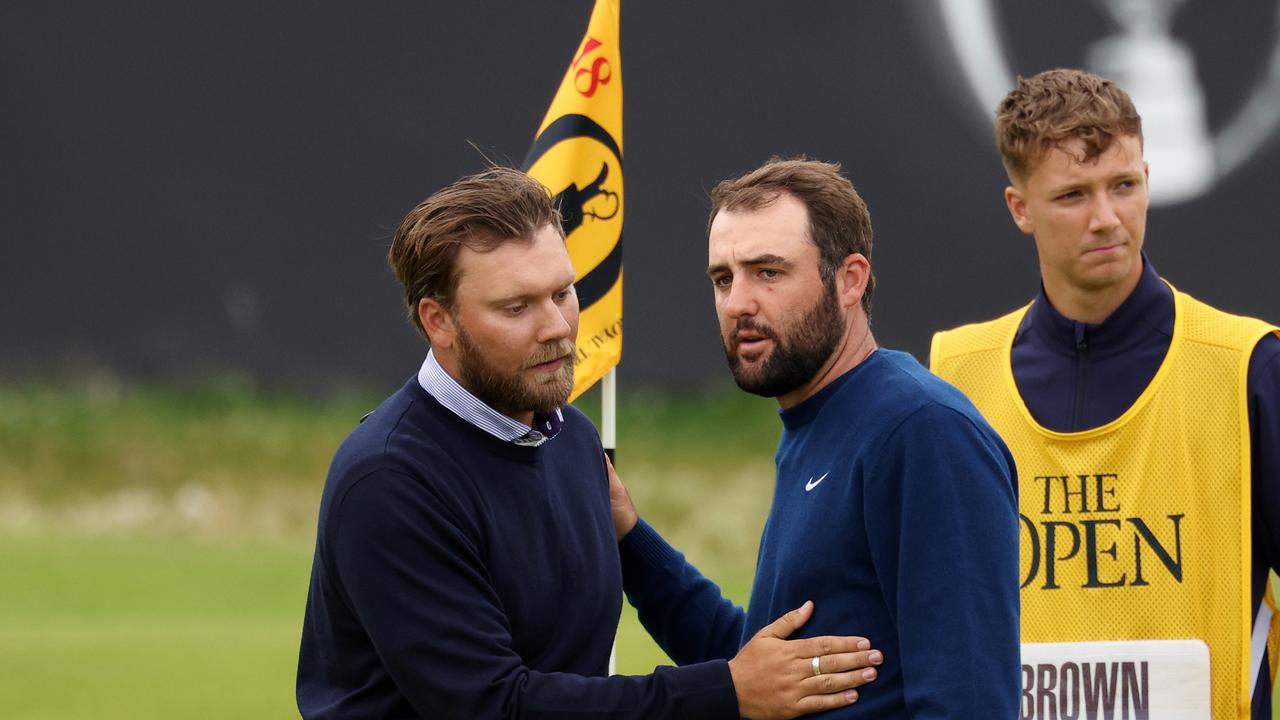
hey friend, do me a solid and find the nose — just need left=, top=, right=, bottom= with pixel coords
left=1088, top=193, right=1121, bottom=234
left=536, top=299, right=574, bottom=344
left=721, top=279, right=757, bottom=320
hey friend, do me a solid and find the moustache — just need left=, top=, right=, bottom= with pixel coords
left=730, top=319, right=779, bottom=347
left=524, top=341, right=577, bottom=369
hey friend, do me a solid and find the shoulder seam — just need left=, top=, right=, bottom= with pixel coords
left=332, top=467, right=424, bottom=545
left=871, top=400, right=971, bottom=454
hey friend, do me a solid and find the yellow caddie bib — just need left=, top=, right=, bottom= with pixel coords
left=931, top=286, right=1278, bottom=719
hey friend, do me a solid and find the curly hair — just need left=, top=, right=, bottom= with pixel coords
left=995, top=68, right=1143, bottom=183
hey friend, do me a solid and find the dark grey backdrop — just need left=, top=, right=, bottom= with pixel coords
left=4, top=1, right=1277, bottom=392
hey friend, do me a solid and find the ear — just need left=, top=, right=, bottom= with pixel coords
left=834, top=253, right=871, bottom=311
left=1004, top=185, right=1035, bottom=235
left=418, top=297, right=457, bottom=349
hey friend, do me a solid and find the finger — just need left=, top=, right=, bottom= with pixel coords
left=604, top=453, right=621, bottom=491
left=603, top=452, right=624, bottom=499
left=757, top=600, right=813, bottom=640
left=794, top=634, right=871, bottom=657
left=800, top=665, right=879, bottom=695
left=813, top=649, right=883, bottom=675
left=794, top=688, right=859, bottom=715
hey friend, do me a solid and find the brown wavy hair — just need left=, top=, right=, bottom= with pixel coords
left=388, top=166, right=562, bottom=338
left=995, top=68, right=1143, bottom=184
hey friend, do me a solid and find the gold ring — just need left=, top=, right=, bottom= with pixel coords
left=811, top=655, right=822, bottom=676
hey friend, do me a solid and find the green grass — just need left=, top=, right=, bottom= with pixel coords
left=0, top=381, right=362, bottom=499
left=0, top=532, right=313, bottom=719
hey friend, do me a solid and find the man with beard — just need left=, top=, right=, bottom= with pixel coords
left=608, top=158, right=1022, bottom=717
left=296, top=166, right=883, bottom=719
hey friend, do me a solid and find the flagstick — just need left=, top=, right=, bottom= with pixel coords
left=603, top=366, right=618, bottom=675
left=602, top=367, right=617, bottom=463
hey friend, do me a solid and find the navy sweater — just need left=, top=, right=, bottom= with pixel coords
left=621, top=350, right=1022, bottom=717
left=297, top=379, right=737, bottom=719
left=1011, top=257, right=1280, bottom=718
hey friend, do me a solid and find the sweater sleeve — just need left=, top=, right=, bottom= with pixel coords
left=617, top=519, right=746, bottom=665
left=330, top=470, right=739, bottom=719
left=862, top=403, right=1021, bottom=719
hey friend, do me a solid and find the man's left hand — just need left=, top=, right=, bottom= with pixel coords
left=604, top=453, right=638, bottom=540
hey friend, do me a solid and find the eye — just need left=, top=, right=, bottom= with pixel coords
left=505, top=303, right=528, bottom=316
left=1055, top=190, right=1083, bottom=202
left=759, top=268, right=781, bottom=280
left=711, top=274, right=732, bottom=289
left=553, top=287, right=574, bottom=303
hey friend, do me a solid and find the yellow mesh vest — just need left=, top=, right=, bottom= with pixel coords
left=931, top=287, right=1278, bottom=719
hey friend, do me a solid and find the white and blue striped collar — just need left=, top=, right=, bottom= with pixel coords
left=417, top=350, right=564, bottom=446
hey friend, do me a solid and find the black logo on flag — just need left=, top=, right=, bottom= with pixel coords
left=522, top=113, right=623, bottom=312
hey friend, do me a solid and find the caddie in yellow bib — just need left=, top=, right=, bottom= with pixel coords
left=930, top=69, right=1280, bottom=719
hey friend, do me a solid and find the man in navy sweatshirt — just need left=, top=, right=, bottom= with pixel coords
left=610, top=158, right=1023, bottom=717
left=296, top=166, right=882, bottom=719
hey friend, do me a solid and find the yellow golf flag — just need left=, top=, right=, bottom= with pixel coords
left=523, top=0, right=622, bottom=401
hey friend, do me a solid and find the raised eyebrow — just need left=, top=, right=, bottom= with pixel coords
left=741, top=253, right=790, bottom=268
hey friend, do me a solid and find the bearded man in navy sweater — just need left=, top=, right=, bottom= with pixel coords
left=296, top=166, right=884, bottom=719
left=610, top=158, right=1023, bottom=717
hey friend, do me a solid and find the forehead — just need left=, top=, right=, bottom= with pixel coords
left=1026, top=134, right=1144, bottom=187
left=708, top=193, right=815, bottom=265
left=453, top=224, right=574, bottom=301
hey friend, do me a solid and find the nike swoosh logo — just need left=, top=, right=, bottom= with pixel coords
left=805, top=472, right=829, bottom=492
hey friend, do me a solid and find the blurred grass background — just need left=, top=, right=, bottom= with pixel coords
left=0, top=379, right=778, bottom=718
left=3, top=380, right=1276, bottom=717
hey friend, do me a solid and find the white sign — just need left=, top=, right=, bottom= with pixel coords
left=1020, top=639, right=1211, bottom=719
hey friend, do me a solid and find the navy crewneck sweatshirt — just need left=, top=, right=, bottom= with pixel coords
left=1011, top=257, right=1280, bottom=718
left=297, top=378, right=737, bottom=719
left=621, top=350, right=1021, bottom=717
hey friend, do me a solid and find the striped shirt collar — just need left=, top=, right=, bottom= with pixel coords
left=417, top=350, right=563, bottom=446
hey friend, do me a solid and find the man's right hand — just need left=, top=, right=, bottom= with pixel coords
left=727, top=601, right=882, bottom=719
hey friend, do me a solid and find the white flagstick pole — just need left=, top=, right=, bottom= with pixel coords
left=603, top=366, right=618, bottom=675
left=602, top=367, right=617, bottom=459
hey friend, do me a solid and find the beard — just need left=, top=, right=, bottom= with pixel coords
left=724, top=281, right=844, bottom=398
left=455, top=325, right=576, bottom=417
